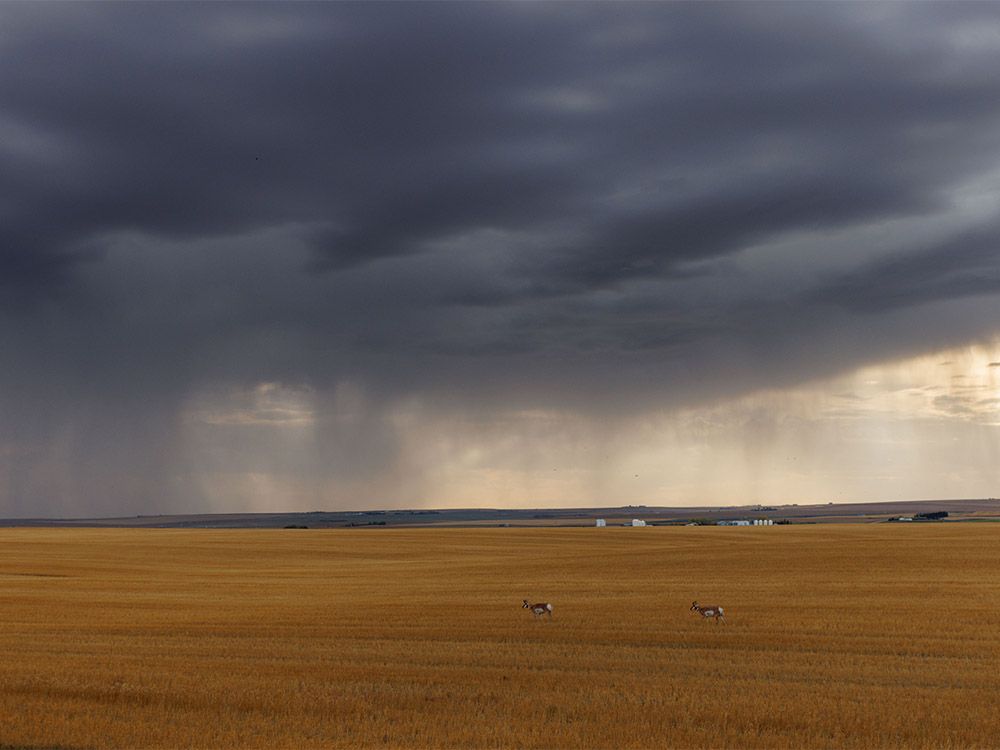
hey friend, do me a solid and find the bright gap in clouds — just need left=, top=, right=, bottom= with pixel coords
left=180, top=342, right=1000, bottom=512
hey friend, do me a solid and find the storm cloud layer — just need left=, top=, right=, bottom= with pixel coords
left=3, top=2, right=1000, bottom=515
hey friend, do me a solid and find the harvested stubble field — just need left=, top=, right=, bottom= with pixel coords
left=1, top=526, right=999, bottom=749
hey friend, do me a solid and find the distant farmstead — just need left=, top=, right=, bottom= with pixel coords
left=595, top=518, right=606, bottom=527
left=630, top=519, right=647, bottom=527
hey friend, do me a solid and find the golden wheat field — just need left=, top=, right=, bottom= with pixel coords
left=1, top=525, right=999, bottom=750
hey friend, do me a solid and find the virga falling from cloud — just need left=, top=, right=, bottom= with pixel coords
left=151, top=342, right=1000, bottom=513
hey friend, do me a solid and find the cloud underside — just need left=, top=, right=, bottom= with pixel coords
left=2, top=2, right=1000, bottom=514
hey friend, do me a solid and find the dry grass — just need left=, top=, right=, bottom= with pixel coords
left=1, top=525, right=999, bottom=749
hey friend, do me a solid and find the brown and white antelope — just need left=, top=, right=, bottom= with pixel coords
left=691, top=601, right=726, bottom=623
left=523, top=599, right=553, bottom=618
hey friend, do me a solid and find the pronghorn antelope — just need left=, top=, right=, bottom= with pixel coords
left=523, top=599, right=553, bottom=618
left=691, top=601, right=726, bottom=623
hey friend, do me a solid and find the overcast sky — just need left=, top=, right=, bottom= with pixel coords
left=2, top=2, right=1000, bottom=517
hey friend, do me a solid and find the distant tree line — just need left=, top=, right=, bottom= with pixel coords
left=915, top=511, right=948, bottom=520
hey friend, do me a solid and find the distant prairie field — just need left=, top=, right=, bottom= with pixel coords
left=1, top=525, right=999, bottom=749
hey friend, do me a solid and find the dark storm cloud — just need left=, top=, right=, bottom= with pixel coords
left=3, top=1, right=1000, bottom=514
left=809, top=222, right=1000, bottom=314
left=4, top=2, right=997, bottom=292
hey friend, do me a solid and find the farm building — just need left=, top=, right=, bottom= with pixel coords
left=630, top=519, right=647, bottom=527
left=595, top=518, right=606, bottom=527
